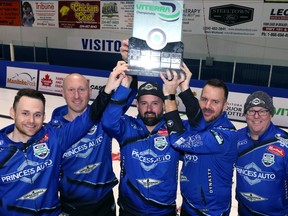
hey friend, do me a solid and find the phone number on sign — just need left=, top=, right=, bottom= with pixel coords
left=265, top=32, right=288, bottom=37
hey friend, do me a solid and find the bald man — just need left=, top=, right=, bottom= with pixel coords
left=50, top=72, right=124, bottom=216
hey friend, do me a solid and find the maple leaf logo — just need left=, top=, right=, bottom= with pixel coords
left=41, top=74, right=53, bottom=87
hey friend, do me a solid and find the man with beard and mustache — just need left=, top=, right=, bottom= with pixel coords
left=160, top=69, right=238, bottom=216
left=102, top=61, right=190, bottom=215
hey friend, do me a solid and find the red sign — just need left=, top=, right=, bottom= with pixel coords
left=0, top=1, right=21, bottom=26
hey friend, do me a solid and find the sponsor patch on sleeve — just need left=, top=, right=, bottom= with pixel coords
left=210, top=130, right=224, bottom=145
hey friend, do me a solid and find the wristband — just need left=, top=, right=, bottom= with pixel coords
left=164, top=94, right=176, bottom=100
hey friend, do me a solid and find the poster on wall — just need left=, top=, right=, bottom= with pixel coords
left=0, top=1, right=21, bottom=26
left=264, top=0, right=288, bottom=2
left=182, top=1, right=263, bottom=37
left=21, top=1, right=58, bottom=28
left=261, top=3, right=288, bottom=38
left=6, top=66, right=37, bottom=90
left=38, top=70, right=107, bottom=99
left=182, top=2, right=203, bottom=33
left=38, top=70, right=68, bottom=94
left=101, top=0, right=134, bottom=30
left=58, top=1, right=100, bottom=29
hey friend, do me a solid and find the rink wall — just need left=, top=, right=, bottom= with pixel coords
left=0, top=60, right=287, bottom=128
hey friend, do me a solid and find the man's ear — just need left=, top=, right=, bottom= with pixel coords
left=9, top=107, right=15, bottom=120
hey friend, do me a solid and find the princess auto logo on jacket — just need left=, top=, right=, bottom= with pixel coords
left=2, top=159, right=53, bottom=184
left=33, top=143, right=50, bottom=159
left=132, top=149, right=171, bottom=171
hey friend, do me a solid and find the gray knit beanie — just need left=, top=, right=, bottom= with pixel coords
left=244, top=91, right=274, bottom=116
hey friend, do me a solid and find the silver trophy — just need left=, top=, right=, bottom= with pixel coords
left=127, top=0, right=184, bottom=78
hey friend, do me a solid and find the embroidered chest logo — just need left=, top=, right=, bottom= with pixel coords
left=267, top=145, right=285, bottom=157
left=18, top=189, right=47, bottom=200
left=261, top=153, right=275, bottom=167
left=240, top=192, right=267, bottom=202
left=74, top=162, right=101, bottom=174
left=154, top=136, right=168, bottom=150
left=157, top=128, right=168, bottom=136
left=137, top=178, right=162, bottom=188
left=33, top=143, right=50, bottom=159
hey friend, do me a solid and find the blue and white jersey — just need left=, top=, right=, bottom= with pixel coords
left=102, top=85, right=180, bottom=216
left=50, top=105, right=118, bottom=208
left=236, top=123, right=288, bottom=216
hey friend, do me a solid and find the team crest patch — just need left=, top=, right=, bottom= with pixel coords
left=33, top=143, right=50, bottom=159
left=154, top=136, right=168, bottom=150
left=262, top=153, right=275, bottom=167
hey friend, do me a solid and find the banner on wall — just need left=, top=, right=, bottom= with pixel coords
left=261, top=3, right=288, bottom=38
left=183, top=1, right=262, bottom=37
left=0, top=1, right=21, bottom=26
left=2, top=61, right=288, bottom=128
left=67, top=37, right=122, bottom=53
left=264, top=0, right=288, bottom=2
left=38, top=70, right=108, bottom=99
left=38, top=71, right=67, bottom=94
left=100, top=0, right=134, bottom=30
left=6, top=66, right=37, bottom=89
left=21, top=1, right=58, bottom=28
left=58, top=1, right=100, bottom=29
left=1, top=1, right=288, bottom=39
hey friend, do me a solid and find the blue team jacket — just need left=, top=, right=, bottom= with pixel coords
left=50, top=105, right=118, bottom=208
left=168, top=112, right=238, bottom=216
left=236, top=123, right=288, bottom=216
left=0, top=108, right=94, bottom=216
left=102, top=85, right=181, bottom=216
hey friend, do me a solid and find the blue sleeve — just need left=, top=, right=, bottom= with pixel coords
left=169, top=121, right=237, bottom=154
left=102, top=85, right=132, bottom=143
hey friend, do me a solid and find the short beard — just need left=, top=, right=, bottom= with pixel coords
left=141, top=112, right=163, bottom=126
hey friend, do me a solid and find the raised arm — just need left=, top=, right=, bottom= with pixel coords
left=101, top=62, right=134, bottom=143
left=178, top=63, right=202, bottom=126
left=90, top=61, right=128, bottom=122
